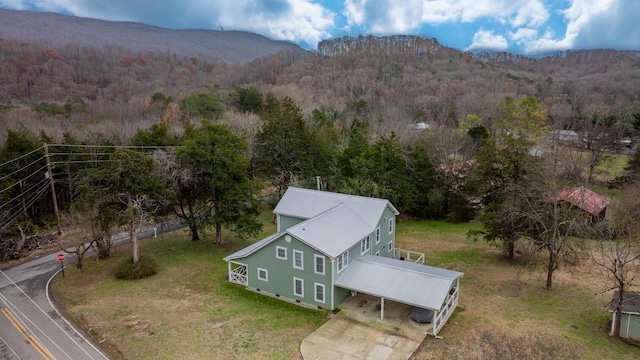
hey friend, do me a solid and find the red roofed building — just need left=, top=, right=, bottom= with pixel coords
left=556, top=186, right=610, bottom=224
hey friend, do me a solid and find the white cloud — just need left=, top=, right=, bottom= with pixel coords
left=213, top=0, right=335, bottom=46
left=465, top=29, right=508, bottom=51
left=0, top=0, right=336, bottom=47
left=521, top=0, right=637, bottom=53
left=509, top=27, right=538, bottom=44
left=343, top=0, right=549, bottom=34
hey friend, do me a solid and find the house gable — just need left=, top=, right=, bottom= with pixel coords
left=231, top=232, right=332, bottom=308
left=273, top=186, right=399, bottom=229
left=277, top=213, right=306, bottom=232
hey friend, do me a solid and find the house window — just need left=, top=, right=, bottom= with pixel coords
left=276, top=246, right=287, bottom=260
left=337, top=251, right=349, bottom=272
left=293, top=250, right=303, bottom=270
left=314, top=254, right=325, bottom=275
left=387, top=240, right=393, bottom=252
left=315, top=283, right=325, bottom=303
left=294, top=277, right=304, bottom=297
left=361, top=235, right=371, bottom=255
left=388, top=218, right=394, bottom=234
left=257, top=267, right=268, bottom=281
left=375, top=227, right=380, bottom=244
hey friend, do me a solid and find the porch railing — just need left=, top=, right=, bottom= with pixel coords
left=229, top=263, right=248, bottom=286
left=394, top=248, right=425, bottom=264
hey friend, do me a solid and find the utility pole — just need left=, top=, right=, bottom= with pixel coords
left=44, top=144, right=62, bottom=234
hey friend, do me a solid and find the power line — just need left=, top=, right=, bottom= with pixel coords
left=0, top=145, right=44, bottom=167
left=0, top=143, right=182, bottom=232
left=0, top=177, right=49, bottom=212
left=0, top=164, right=49, bottom=196
left=0, top=182, right=50, bottom=230
left=47, top=144, right=180, bottom=150
left=0, top=155, right=47, bottom=182
left=51, top=160, right=114, bottom=166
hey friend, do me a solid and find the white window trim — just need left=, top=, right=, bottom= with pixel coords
left=375, top=227, right=380, bottom=244
left=361, top=235, right=371, bottom=255
left=293, top=277, right=304, bottom=297
left=387, top=240, right=393, bottom=252
left=375, top=250, right=380, bottom=256
left=276, top=246, right=287, bottom=260
left=314, top=254, right=325, bottom=275
left=337, top=251, right=349, bottom=273
left=314, top=282, right=325, bottom=303
left=388, top=218, right=394, bottom=234
left=293, top=249, right=304, bottom=270
left=257, top=267, right=268, bottom=281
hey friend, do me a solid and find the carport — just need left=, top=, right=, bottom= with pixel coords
left=335, top=255, right=463, bottom=336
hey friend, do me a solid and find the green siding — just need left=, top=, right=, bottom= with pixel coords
left=278, top=214, right=306, bottom=231
left=621, top=314, right=640, bottom=342
left=234, top=204, right=398, bottom=311
left=242, top=233, right=333, bottom=309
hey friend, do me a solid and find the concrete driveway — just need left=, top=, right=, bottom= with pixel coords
left=300, top=294, right=431, bottom=360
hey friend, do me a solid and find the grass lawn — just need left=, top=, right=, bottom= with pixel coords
left=53, top=216, right=640, bottom=359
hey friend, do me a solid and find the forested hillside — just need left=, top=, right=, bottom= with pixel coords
left=0, top=34, right=637, bottom=144
left=1, top=31, right=640, bottom=261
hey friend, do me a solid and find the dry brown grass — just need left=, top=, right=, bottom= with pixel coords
left=52, top=228, right=327, bottom=360
left=50, top=218, right=640, bottom=360
left=403, top=221, right=640, bottom=360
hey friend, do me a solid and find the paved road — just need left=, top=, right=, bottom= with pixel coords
left=0, top=220, right=183, bottom=359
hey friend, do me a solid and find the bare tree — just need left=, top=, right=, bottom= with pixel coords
left=576, top=111, right=617, bottom=183
left=63, top=224, right=98, bottom=270
left=592, top=185, right=640, bottom=339
left=506, top=167, right=588, bottom=290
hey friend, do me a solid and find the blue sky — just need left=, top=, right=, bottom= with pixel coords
left=1, top=0, right=639, bottom=54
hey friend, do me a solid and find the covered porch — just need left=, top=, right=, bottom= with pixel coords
left=335, top=255, right=463, bottom=336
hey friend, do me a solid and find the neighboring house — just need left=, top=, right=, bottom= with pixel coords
left=224, top=187, right=463, bottom=335
left=609, top=291, right=640, bottom=342
left=556, top=186, right=610, bottom=223
left=549, top=130, right=580, bottom=144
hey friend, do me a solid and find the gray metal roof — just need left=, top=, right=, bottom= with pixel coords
left=286, top=204, right=372, bottom=258
left=273, top=187, right=399, bottom=229
left=609, top=291, right=640, bottom=314
left=335, top=255, right=464, bottom=311
left=223, top=233, right=280, bottom=261
left=225, top=188, right=400, bottom=261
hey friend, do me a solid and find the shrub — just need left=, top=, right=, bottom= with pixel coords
left=114, top=255, right=158, bottom=280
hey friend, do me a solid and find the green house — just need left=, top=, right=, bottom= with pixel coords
left=224, top=187, right=463, bottom=335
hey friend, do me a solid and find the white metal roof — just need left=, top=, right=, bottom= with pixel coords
left=335, top=255, right=464, bottom=311
left=286, top=204, right=372, bottom=258
left=273, top=187, right=399, bottom=229
left=224, top=188, right=400, bottom=261
left=223, top=233, right=280, bottom=261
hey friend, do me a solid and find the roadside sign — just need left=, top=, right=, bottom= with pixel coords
left=57, top=253, right=65, bottom=262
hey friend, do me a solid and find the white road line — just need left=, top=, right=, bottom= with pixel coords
left=0, top=334, right=23, bottom=360
left=47, top=266, right=110, bottom=360
left=0, top=269, right=102, bottom=360
left=0, top=293, right=69, bottom=359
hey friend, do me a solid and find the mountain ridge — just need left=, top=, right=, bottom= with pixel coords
left=0, top=8, right=302, bottom=63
